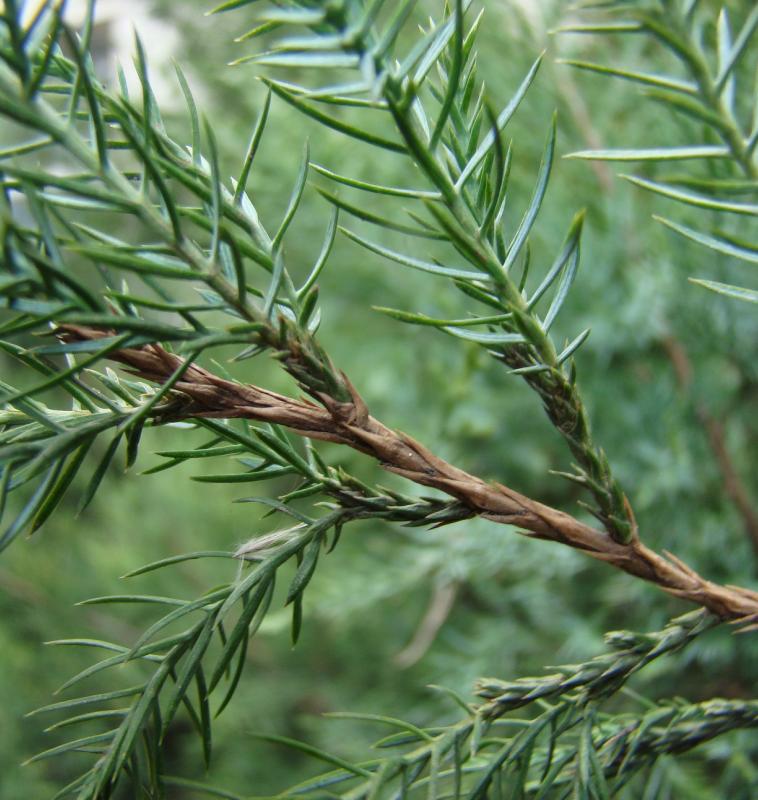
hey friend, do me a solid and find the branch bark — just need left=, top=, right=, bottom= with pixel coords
left=57, top=325, right=758, bottom=624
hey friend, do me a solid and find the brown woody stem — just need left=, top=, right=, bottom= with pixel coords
left=57, top=324, right=758, bottom=624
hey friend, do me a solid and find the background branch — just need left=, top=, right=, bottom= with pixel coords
left=662, top=335, right=758, bottom=558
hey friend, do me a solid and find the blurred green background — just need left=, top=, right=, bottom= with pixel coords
left=1, top=0, right=757, bottom=797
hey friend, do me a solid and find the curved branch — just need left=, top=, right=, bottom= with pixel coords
left=56, top=324, right=758, bottom=624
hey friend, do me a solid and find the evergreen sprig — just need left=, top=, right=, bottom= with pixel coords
left=474, top=608, right=717, bottom=711
left=561, top=0, right=758, bottom=303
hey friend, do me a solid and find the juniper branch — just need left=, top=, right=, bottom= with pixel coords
left=475, top=609, right=717, bottom=714
left=55, top=324, right=758, bottom=623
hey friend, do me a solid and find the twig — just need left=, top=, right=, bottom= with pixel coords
left=394, top=580, right=459, bottom=668
left=55, top=325, right=758, bottom=623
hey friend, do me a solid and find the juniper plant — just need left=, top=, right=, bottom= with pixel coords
left=0, top=0, right=756, bottom=798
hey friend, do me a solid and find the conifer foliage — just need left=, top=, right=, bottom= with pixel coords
left=0, top=0, right=756, bottom=797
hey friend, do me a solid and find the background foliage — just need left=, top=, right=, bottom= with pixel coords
left=0, top=0, right=756, bottom=797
